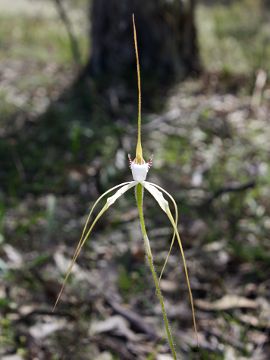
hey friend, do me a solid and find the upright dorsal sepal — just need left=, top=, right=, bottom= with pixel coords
left=132, top=14, right=144, bottom=165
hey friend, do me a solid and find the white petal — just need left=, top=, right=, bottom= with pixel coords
left=107, top=181, right=137, bottom=206
left=143, top=182, right=169, bottom=212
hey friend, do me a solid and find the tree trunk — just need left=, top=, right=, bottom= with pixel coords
left=88, top=0, right=200, bottom=85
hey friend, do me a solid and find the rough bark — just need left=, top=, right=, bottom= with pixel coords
left=88, top=0, right=200, bottom=85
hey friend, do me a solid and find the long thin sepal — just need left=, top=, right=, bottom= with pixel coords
left=136, top=183, right=178, bottom=359
left=147, top=182, right=179, bottom=282
left=53, top=204, right=108, bottom=311
left=53, top=181, right=136, bottom=311
left=143, top=182, right=198, bottom=345
left=70, top=182, right=132, bottom=271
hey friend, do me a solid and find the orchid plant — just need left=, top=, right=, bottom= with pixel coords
left=53, top=15, right=197, bottom=359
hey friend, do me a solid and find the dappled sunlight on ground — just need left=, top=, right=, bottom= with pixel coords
left=0, top=1, right=270, bottom=359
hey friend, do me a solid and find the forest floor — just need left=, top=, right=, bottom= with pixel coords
left=0, top=1, right=270, bottom=359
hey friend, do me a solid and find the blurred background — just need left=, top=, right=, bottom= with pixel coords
left=0, top=0, right=270, bottom=359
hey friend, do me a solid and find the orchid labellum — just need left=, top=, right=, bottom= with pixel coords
left=53, top=15, right=198, bottom=359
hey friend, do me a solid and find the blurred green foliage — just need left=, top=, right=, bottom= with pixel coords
left=197, top=0, right=270, bottom=75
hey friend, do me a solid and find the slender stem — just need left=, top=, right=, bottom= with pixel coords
left=132, top=14, right=143, bottom=163
left=136, top=183, right=178, bottom=359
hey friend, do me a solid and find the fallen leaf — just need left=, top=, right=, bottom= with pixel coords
left=2, top=356, right=23, bottom=360
left=238, top=314, right=270, bottom=329
left=195, top=295, right=258, bottom=311
left=29, top=319, right=67, bottom=339
left=157, top=355, right=174, bottom=360
left=3, top=244, right=23, bottom=268
left=89, top=315, right=139, bottom=341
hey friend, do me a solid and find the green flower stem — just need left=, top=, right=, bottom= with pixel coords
left=136, top=183, right=178, bottom=360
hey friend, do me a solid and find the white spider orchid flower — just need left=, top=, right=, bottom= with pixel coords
left=53, top=15, right=198, bottom=359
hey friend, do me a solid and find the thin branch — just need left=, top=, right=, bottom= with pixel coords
left=52, top=0, right=82, bottom=66
left=204, top=180, right=256, bottom=206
